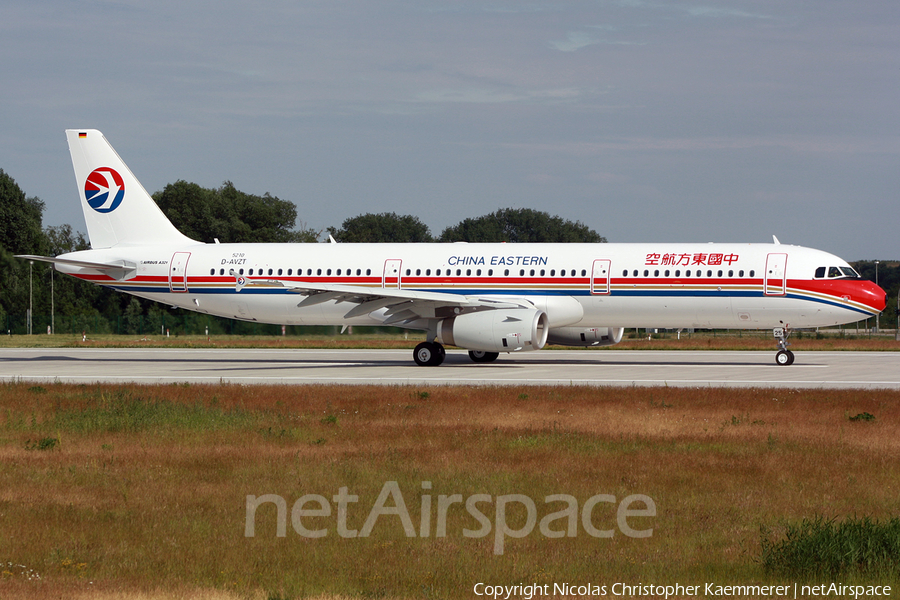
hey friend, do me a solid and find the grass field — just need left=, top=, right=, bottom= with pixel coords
left=1, top=382, right=898, bottom=599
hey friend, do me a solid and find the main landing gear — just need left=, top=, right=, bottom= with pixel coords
left=413, top=341, right=445, bottom=366
left=412, top=343, right=501, bottom=366
left=774, top=326, right=794, bottom=366
left=468, top=350, right=499, bottom=363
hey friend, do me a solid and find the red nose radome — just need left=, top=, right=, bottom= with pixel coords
left=855, top=280, right=887, bottom=313
left=797, top=278, right=887, bottom=314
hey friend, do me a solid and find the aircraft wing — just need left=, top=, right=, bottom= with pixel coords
left=15, top=255, right=138, bottom=281
left=229, top=270, right=531, bottom=323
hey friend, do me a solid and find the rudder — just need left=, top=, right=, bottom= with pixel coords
left=66, top=129, right=197, bottom=248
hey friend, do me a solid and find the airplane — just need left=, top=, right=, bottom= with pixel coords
left=18, top=129, right=886, bottom=367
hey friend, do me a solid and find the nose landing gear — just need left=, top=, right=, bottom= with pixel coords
left=774, top=326, right=794, bottom=366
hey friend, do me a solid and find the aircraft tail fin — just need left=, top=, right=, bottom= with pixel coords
left=66, top=129, right=197, bottom=249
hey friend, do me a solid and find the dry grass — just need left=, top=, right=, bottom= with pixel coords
left=1, top=383, right=898, bottom=599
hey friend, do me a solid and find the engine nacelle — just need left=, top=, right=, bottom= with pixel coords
left=546, top=326, right=624, bottom=347
left=437, top=309, right=549, bottom=353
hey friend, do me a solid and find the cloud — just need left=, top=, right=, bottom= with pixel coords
left=618, top=0, right=771, bottom=20
left=414, top=87, right=584, bottom=105
left=549, top=27, right=646, bottom=52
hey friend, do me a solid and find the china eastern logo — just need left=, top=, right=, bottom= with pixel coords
left=84, top=167, right=125, bottom=213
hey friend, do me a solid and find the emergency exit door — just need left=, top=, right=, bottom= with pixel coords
left=169, top=252, right=191, bottom=293
left=764, top=253, right=787, bottom=296
left=591, top=259, right=611, bottom=295
left=382, top=259, right=402, bottom=289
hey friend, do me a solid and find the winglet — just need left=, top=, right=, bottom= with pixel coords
left=772, top=235, right=781, bottom=245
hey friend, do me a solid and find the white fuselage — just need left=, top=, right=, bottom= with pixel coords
left=58, top=241, right=884, bottom=332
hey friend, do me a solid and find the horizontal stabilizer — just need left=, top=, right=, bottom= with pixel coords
left=15, top=255, right=138, bottom=281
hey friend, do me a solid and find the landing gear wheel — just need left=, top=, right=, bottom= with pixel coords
left=468, top=350, right=500, bottom=363
left=414, top=342, right=445, bottom=366
left=775, top=350, right=795, bottom=366
left=773, top=326, right=795, bottom=366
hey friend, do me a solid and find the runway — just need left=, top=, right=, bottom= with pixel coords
left=1, top=348, right=898, bottom=388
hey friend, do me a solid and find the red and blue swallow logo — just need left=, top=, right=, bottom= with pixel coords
left=84, top=167, right=125, bottom=213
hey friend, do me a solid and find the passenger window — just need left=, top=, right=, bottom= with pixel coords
left=643, top=270, right=649, bottom=277
left=581, top=270, right=587, bottom=277
left=530, top=269, right=535, bottom=276
left=337, top=269, right=342, bottom=276
left=219, top=269, right=225, bottom=275
left=488, top=269, right=493, bottom=276
left=665, top=270, right=670, bottom=277
left=466, top=269, right=471, bottom=276
left=728, top=270, right=733, bottom=277
left=749, top=270, right=754, bottom=277
left=366, top=269, right=371, bottom=276
left=426, top=269, right=431, bottom=276
left=504, top=269, right=510, bottom=276
left=717, top=270, right=723, bottom=277
left=456, top=269, right=461, bottom=276
left=633, top=270, right=638, bottom=277
left=209, top=268, right=214, bottom=275
left=707, top=270, right=712, bottom=277
left=239, top=269, right=244, bottom=275
left=327, top=269, right=332, bottom=276
left=654, top=270, right=659, bottom=277
left=287, top=269, right=292, bottom=276
left=476, top=269, right=481, bottom=276
left=249, top=269, right=254, bottom=275
left=405, top=269, right=411, bottom=276
left=739, top=270, right=743, bottom=277
left=686, top=270, right=691, bottom=277
left=520, top=269, right=525, bottom=276
left=416, top=269, right=421, bottom=276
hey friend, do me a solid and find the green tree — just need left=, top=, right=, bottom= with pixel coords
left=327, top=212, right=434, bottom=243
left=41, top=225, right=106, bottom=319
left=0, top=169, right=47, bottom=321
left=438, top=208, right=606, bottom=243
left=0, top=169, right=46, bottom=255
left=153, top=180, right=318, bottom=243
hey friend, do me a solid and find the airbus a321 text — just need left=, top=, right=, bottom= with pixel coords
left=18, top=130, right=886, bottom=367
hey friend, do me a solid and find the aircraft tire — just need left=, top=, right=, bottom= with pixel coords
left=468, top=350, right=500, bottom=363
left=414, top=342, right=445, bottom=366
left=775, top=350, right=793, bottom=366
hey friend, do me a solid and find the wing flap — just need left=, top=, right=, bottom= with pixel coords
left=227, top=269, right=533, bottom=321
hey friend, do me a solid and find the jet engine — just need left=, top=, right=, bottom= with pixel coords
left=546, top=326, right=624, bottom=347
left=437, top=309, right=549, bottom=353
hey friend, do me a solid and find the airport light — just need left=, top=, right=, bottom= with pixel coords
left=875, top=261, right=879, bottom=333
left=29, top=260, right=33, bottom=335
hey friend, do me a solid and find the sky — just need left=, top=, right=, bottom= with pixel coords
left=1, top=0, right=897, bottom=260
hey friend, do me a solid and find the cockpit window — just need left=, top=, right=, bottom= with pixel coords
left=816, top=265, right=860, bottom=279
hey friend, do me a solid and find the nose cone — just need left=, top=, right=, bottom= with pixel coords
left=861, top=280, right=887, bottom=312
